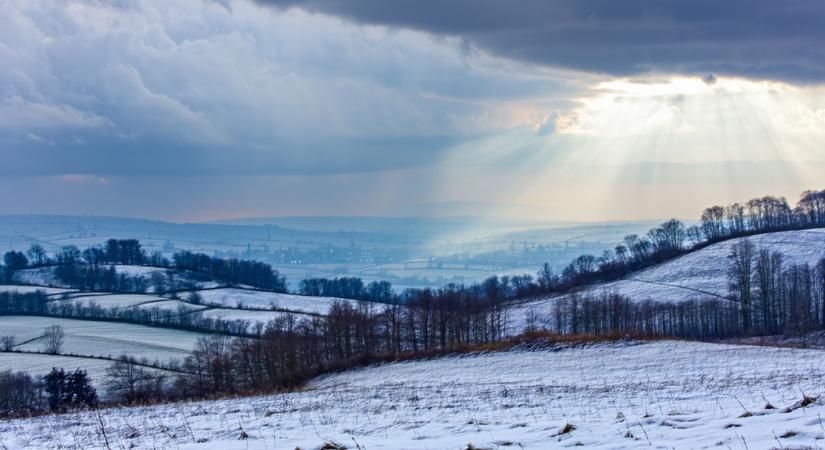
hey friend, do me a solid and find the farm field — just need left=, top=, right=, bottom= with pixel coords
left=193, top=287, right=356, bottom=315
left=199, top=307, right=316, bottom=326
left=0, top=316, right=209, bottom=364
left=0, top=352, right=175, bottom=393
left=61, top=293, right=180, bottom=309
left=1, top=340, right=824, bottom=449
left=0, top=352, right=117, bottom=387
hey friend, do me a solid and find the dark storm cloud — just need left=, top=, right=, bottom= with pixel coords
left=256, top=0, right=825, bottom=82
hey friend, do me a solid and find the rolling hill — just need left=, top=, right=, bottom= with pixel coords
left=508, top=228, right=825, bottom=331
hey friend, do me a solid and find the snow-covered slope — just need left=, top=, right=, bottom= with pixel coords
left=0, top=352, right=115, bottom=379
left=0, top=316, right=206, bottom=364
left=193, top=287, right=371, bottom=315
left=0, top=353, right=173, bottom=394
left=509, top=229, right=825, bottom=331
left=609, top=229, right=825, bottom=302
left=2, top=340, right=825, bottom=449
left=62, top=293, right=187, bottom=309
left=199, top=307, right=316, bottom=328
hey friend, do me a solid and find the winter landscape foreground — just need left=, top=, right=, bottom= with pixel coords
left=2, top=340, right=825, bottom=449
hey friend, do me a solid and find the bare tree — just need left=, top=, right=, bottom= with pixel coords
left=26, top=244, right=48, bottom=267
left=1, top=335, right=15, bottom=351
left=754, top=249, right=783, bottom=333
left=728, top=239, right=755, bottom=331
left=818, top=259, right=825, bottom=330
left=701, top=205, right=727, bottom=239
left=43, top=325, right=65, bottom=354
left=105, top=356, right=158, bottom=403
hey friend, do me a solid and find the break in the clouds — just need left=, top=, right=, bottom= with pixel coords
left=1, top=0, right=824, bottom=221
left=259, top=0, right=825, bottom=82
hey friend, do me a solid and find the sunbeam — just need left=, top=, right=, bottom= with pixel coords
left=434, top=76, right=825, bottom=222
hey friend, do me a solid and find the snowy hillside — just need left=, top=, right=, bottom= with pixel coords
left=2, top=340, right=825, bottom=449
left=609, top=228, right=825, bottom=302
left=61, top=293, right=202, bottom=311
left=192, top=287, right=360, bottom=314
left=0, top=316, right=204, bottom=364
left=509, top=229, right=825, bottom=331
left=0, top=352, right=173, bottom=394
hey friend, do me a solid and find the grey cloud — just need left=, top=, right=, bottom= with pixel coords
left=256, top=0, right=825, bottom=82
left=0, top=0, right=568, bottom=177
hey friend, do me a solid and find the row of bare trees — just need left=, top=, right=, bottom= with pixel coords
left=0, top=291, right=256, bottom=337
left=536, top=247, right=825, bottom=341
left=548, top=189, right=825, bottom=296
left=178, top=287, right=510, bottom=396
left=728, top=240, right=825, bottom=335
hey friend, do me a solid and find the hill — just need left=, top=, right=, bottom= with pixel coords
left=0, top=316, right=204, bottom=365
left=2, top=339, right=824, bottom=448
left=509, top=228, right=825, bottom=331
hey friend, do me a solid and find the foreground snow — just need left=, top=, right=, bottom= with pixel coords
left=2, top=340, right=825, bottom=449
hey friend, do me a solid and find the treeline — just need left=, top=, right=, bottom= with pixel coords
left=540, top=247, right=825, bottom=340
left=298, top=278, right=395, bottom=303
left=0, top=368, right=97, bottom=418
left=727, top=240, right=825, bottom=336
left=1, top=239, right=286, bottom=292
left=545, top=189, right=825, bottom=295
left=539, top=293, right=741, bottom=340
left=172, top=250, right=286, bottom=292
left=0, top=292, right=257, bottom=337
left=175, top=287, right=510, bottom=396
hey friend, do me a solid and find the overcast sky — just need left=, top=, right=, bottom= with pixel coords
left=2, top=0, right=824, bottom=222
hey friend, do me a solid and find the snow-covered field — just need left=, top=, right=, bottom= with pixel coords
left=61, top=293, right=198, bottom=310
left=193, top=287, right=355, bottom=315
left=0, top=316, right=207, bottom=364
left=508, top=229, right=825, bottom=331
left=1, top=340, right=824, bottom=449
left=0, top=352, right=178, bottom=395
left=199, top=307, right=314, bottom=326
left=0, top=352, right=130, bottom=390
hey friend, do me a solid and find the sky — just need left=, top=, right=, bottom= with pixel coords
left=1, top=0, right=824, bottom=222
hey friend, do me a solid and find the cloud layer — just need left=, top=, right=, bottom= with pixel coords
left=258, top=0, right=825, bottom=82
left=0, top=0, right=574, bottom=176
